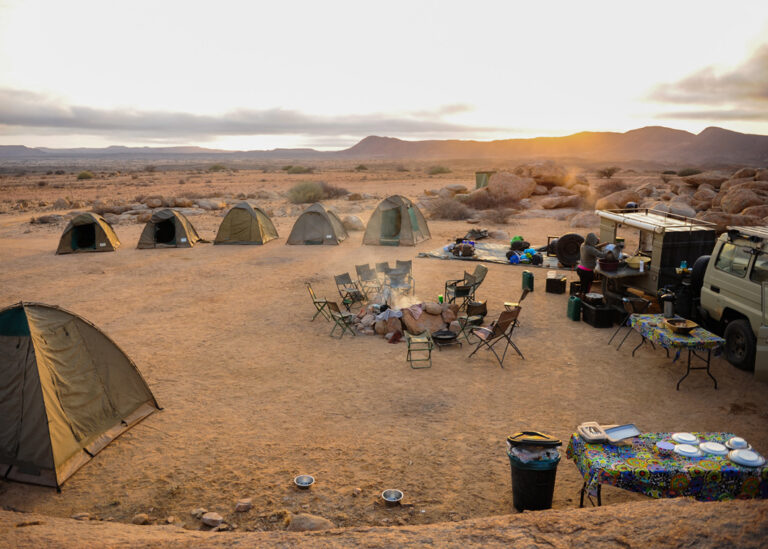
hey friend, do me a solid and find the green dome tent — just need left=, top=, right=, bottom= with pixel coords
left=0, top=302, right=159, bottom=488
left=363, top=195, right=430, bottom=246
left=56, top=213, right=120, bottom=254
left=137, top=209, right=203, bottom=249
left=287, top=203, right=348, bottom=245
left=215, top=202, right=278, bottom=245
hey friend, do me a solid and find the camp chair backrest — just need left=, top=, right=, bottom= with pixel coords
left=327, top=301, right=342, bottom=315
left=491, top=309, right=520, bottom=338
left=356, top=264, right=377, bottom=281
left=518, top=288, right=530, bottom=304
left=335, top=273, right=354, bottom=286
left=396, top=260, right=412, bottom=274
left=376, top=262, right=391, bottom=274
left=307, top=283, right=320, bottom=301
left=473, top=264, right=488, bottom=285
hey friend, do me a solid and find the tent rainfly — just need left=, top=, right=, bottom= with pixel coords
left=137, top=208, right=203, bottom=249
left=287, top=203, right=348, bottom=245
left=215, top=202, right=278, bottom=245
left=0, top=302, right=159, bottom=488
left=362, top=195, right=431, bottom=246
left=56, top=213, right=120, bottom=254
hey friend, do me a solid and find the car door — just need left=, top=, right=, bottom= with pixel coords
left=756, top=282, right=768, bottom=382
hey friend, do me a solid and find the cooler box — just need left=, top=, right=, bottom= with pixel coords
left=545, top=277, right=567, bottom=294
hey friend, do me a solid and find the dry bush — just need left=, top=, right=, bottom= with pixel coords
left=428, top=165, right=451, bottom=175
left=481, top=208, right=515, bottom=224
left=76, top=171, right=95, bottom=180
left=430, top=198, right=471, bottom=220
left=287, top=182, right=324, bottom=204
left=319, top=181, right=349, bottom=198
left=461, top=191, right=519, bottom=211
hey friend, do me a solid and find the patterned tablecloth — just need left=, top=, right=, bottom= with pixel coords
left=566, top=432, right=768, bottom=501
left=629, top=314, right=725, bottom=351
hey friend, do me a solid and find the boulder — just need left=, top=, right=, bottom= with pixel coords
left=532, top=185, right=548, bottom=196
left=445, top=184, right=468, bottom=194
left=400, top=310, right=445, bottom=335
left=681, top=171, right=729, bottom=189
left=595, top=190, right=641, bottom=210
left=32, top=214, right=63, bottom=224
left=569, top=212, right=599, bottom=228
left=137, top=212, right=152, bottom=223
left=666, top=201, right=696, bottom=218
left=489, top=230, right=509, bottom=240
left=514, top=161, right=570, bottom=186
left=374, top=320, right=388, bottom=335
left=732, top=167, right=756, bottom=179
left=144, top=196, right=164, bottom=208
left=449, top=320, right=462, bottom=333
left=342, top=215, right=365, bottom=231
left=519, top=198, right=533, bottom=209
left=346, top=192, right=363, bottom=201
left=424, top=302, right=442, bottom=315
left=541, top=195, right=581, bottom=209
left=549, top=186, right=576, bottom=197
left=755, top=169, right=768, bottom=182
left=719, top=177, right=757, bottom=193
left=721, top=189, right=764, bottom=214
left=360, top=314, right=376, bottom=328
left=235, top=499, right=252, bottom=513
left=286, top=513, right=335, bottom=532
left=696, top=211, right=764, bottom=232
left=442, top=308, right=457, bottom=324
left=190, top=508, right=207, bottom=519
left=693, top=188, right=716, bottom=201
left=53, top=198, right=70, bottom=209
left=196, top=199, right=226, bottom=210
left=386, top=317, right=403, bottom=335
left=487, top=172, right=537, bottom=202
left=173, top=197, right=195, bottom=208
left=132, top=513, right=150, bottom=525
left=571, top=183, right=590, bottom=197
left=201, top=512, right=223, bottom=527
left=741, top=205, right=768, bottom=218
left=103, top=213, right=121, bottom=225
left=590, top=179, right=628, bottom=199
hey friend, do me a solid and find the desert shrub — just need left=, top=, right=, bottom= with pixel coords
left=597, top=166, right=620, bottom=179
left=354, top=164, right=368, bottom=171
left=208, top=163, right=227, bottom=172
left=287, top=165, right=314, bottom=174
left=76, top=171, right=95, bottom=180
left=662, top=170, right=676, bottom=175
left=37, top=181, right=47, bottom=187
left=461, top=191, right=519, bottom=211
left=287, top=182, right=324, bottom=204
left=319, top=181, right=349, bottom=198
left=54, top=170, right=65, bottom=175
left=178, top=179, right=186, bottom=185
left=396, top=165, right=409, bottom=172
left=46, top=170, right=53, bottom=175
left=429, top=198, right=471, bottom=220
left=428, top=165, right=451, bottom=175
left=145, top=165, right=157, bottom=173
left=677, top=168, right=702, bottom=177
left=481, top=208, right=516, bottom=225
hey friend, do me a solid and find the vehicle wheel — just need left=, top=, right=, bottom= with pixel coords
left=690, top=255, right=710, bottom=297
left=724, top=319, right=755, bottom=371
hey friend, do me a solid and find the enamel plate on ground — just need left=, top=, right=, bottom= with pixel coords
left=728, top=449, right=766, bottom=467
left=674, top=444, right=702, bottom=457
left=699, top=441, right=729, bottom=456
left=671, top=432, right=698, bottom=444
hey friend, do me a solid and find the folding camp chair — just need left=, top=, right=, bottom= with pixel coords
left=306, top=282, right=331, bottom=321
left=334, top=273, right=366, bottom=312
left=609, top=296, right=650, bottom=350
left=375, top=262, right=392, bottom=283
left=445, top=264, right=488, bottom=311
left=355, top=264, right=382, bottom=299
left=328, top=302, right=357, bottom=339
left=467, top=308, right=524, bottom=367
left=395, top=260, right=415, bottom=294
left=405, top=330, right=434, bottom=369
left=504, top=288, right=530, bottom=328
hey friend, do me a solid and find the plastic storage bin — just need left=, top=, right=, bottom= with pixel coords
left=545, top=277, right=567, bottom=294
left=581, top=301, right=614, bottom=328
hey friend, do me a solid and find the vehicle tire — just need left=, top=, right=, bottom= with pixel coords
left=690, top=255, right=710, bottom=297
left=724, top=319, right=755, bottom=371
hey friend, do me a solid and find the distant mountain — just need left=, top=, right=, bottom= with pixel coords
left=1, top=126, right=766, bottom=166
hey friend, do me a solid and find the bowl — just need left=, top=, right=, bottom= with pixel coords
left=294, top=475, right=315, bottom=489
left=664, top=318, right=697, bottom=335
left=381, top=489, right=403, bottom=506
left=597, top=258, right=619, bottom=272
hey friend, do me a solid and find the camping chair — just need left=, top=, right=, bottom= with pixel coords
left=355, top=264, right=382, bottom=299
left=405, top=330, right=434, bottom=369
left=467, top=308, right=524, bottom=367
left=445, top=264, right=488, bottom=310
left=334, top=273, right=366, bottom=312
left=395, top=260, right=415, bottom=294
left=504, top=288, right=530, bottom=328
left=375, top=262, right=392, bottom=283
left=328, top=302, right=357, bottom=339
left=306, top=282, right=331, bottom=322
left=609, top=296, right=651, bottom=350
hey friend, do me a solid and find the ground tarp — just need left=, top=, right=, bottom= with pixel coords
left=418, top=242, right=516, bottom=264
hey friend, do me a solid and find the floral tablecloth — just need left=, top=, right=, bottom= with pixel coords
left=629, top=314, right=725, bottom=351
left=566, top=432, right=768, bottom=501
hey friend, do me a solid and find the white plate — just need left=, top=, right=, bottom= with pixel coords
left=674, top=444, right=702, bottom=457
left=725, top=437, right=750, bottom=450
left=699, top=442, right=728, bottom=456
left=729, top=449, right=766, bottom=467
left=672, top=432, right=698, bottom=445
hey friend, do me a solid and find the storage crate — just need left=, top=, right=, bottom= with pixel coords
left=581, top=301, right=614, bottom=328
left=546, top=277, right=567, bottom=294
left=569, top=281, right=582, bottom=296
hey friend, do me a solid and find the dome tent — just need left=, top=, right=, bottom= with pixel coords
left=287, top=203, right=348, bottom=245
left=215, top=202, right=278, bottom=245
left=56, top=212, right=120, bottom=254
left=0, top=302, right=159, bottom=488
left=137, top=208, right=203, bottom=249
left=363, top=195, right=430, bottom=246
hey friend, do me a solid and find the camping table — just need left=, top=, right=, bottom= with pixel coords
left=628, top=314, right=724, bottom=390
left=566, top=432, right=768, bottom=507
left=594, top=265, right=647, bottom=303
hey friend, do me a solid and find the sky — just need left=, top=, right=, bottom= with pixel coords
left=0, top=0, right=767, bottom=150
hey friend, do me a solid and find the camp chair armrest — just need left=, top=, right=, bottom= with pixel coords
left=471, top=327, right=493, bottom=336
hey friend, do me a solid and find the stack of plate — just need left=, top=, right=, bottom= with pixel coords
left=699, top=442, right=728, bottom=456
left=671, top=432, right=698, bottom=445
left=674, top=444, right=702, bottom=457
left=729, top=449, right=766, bottom=467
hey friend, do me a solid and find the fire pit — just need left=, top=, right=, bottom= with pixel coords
left=431, top=329, right=461, bottom=350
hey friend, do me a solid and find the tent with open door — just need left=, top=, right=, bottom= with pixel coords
left=215, top=202, right=278, bottom=245
left=137, top=208, right=203, bottom=249
left=56, top=213, right=120, bottom=254
left=287, top=203, right=348, bottom=245
left=0, top=302, right=159, bottom=488
left=363, top=195, right=430, bottom=246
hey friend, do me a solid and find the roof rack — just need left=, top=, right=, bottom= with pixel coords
left=596, top=208, right=716, bottom=234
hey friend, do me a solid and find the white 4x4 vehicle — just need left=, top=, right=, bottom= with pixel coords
left=698, top=226, right=768, bottom=378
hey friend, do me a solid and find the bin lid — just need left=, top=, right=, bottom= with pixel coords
left=507, top=431, right=562, bottom=447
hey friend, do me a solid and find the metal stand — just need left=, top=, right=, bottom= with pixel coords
left=579, top=482, right=601, bottom=508
left=676, top=349, right=717, bottom=390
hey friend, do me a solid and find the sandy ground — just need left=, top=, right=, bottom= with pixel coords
left=1, top=168, right=767, bottom=541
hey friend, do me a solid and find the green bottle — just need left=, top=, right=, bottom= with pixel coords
left=567, top=296, right=581, bottom=321
left=522, top=270, right=534, bottom=292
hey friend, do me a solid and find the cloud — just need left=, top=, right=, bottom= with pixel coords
left=0, top=88, right=499, bottom=141
left=649, top=45, right=768, bottom=121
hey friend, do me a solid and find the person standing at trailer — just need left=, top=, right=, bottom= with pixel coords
left=577, top=233, right=607, bottom=296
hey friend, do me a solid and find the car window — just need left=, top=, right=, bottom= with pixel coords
left=750, top=253, right=768, bottom=283
left=715, top=242, right=751, bottom=277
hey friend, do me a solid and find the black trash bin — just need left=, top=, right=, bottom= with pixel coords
left=506, top=431, right=562, bottom=512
